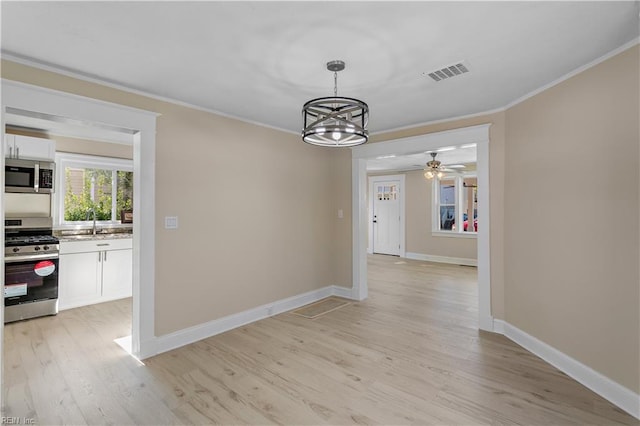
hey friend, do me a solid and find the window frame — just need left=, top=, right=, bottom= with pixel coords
left=431, top=172, right=478, bottom=239
left=55, top=152, right=133, bottom=229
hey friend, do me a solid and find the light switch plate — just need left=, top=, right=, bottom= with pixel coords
left=165, top=216, right=178, bottom=229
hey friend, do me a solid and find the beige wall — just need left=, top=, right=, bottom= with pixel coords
left=406, top=170, right=477, bottom=259
left=329, top=148, right=353, bottom=287
left=3, top=43, right=637, bottom=395
left=1, top=60, right=347, bottom=336
left=504, top=46, right=639, bottom=393
left=372, top=112, right=506, bottom=319
left=369, top=170, right=478, bottom=260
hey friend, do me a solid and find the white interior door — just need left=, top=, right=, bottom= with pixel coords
left=372, top=180, right=400, bottom=255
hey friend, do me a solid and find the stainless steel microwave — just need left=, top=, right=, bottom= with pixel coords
left=5, top=158, right=55, bottom=193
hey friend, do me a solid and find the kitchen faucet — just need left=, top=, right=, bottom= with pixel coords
left=86, top=208, right=97, bottom=235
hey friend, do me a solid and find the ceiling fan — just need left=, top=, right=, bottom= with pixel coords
left=424, top=152, right=447, bottom=179
left=422, top=152, right=468, bottom=179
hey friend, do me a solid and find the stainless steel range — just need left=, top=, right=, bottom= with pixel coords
left=4, top=217, right=59, bottom=323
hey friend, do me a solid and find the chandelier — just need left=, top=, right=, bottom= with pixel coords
left=424, top=152, right=445, bottom=179
left=302, top=60, right=369, bottom=147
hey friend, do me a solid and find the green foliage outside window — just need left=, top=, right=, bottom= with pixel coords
left=64, top=167, right=133, bottom=222
left=117, top=170, right=133, bottom=215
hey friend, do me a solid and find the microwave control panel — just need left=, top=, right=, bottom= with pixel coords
left=39, top=168, right=54, bottom=190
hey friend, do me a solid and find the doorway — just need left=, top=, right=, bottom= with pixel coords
left=351, top=124, right=493, bottom=330
left=0, top=80, right=158, bottom=405
left=368, top=174, right=405, bottom=256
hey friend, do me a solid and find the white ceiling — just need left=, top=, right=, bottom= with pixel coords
left=2, top=1, right=638, bottom=139
left=4, top=2, right=636, bottom=173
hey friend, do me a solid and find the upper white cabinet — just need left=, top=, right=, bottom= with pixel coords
left=4, top=134, right=56, bottom=161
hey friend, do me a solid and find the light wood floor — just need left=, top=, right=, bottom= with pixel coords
left=3, top=255, right=638, bottom=425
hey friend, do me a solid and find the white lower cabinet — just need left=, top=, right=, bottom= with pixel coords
left=102, top=248, right=133, bottom=300
left=59, top=251, right=102, bottom=307
left=59, top=238, right=133, bottom=310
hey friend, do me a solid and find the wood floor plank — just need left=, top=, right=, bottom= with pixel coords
left=12, top=316, right=87, bottom=425
left=3, top=255, right=638, bottom=425
left=43, top=312, right=137, bottom=425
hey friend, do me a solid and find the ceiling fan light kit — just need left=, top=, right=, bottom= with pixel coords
left=424, top=152, right=445, bottom=179
left=301, top=60, right=369, bottom=147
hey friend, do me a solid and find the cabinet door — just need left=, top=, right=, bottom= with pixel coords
left=59, top=252, right=102, bottom=310
left=13, top=135, right=55, bottom=160
left=4, top=134, right=15, bottom=158
left=101, top=249, right=133, bottom=301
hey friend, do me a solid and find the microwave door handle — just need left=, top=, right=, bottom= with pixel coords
left=34, top=162, right=39, bottom=193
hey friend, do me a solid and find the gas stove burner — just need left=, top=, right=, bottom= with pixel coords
left=5, top=235, right=60, bottom=247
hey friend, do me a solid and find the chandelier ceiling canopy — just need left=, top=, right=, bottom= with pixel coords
left=302, top=60, right=369, bottom=147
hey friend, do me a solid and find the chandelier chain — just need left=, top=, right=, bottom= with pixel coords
left=334, top=71, right=338, bottom=97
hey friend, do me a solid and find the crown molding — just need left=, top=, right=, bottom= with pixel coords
left=374, top=37, right=639, bottom=135
left=3, top=36, right=638, bottom=137
left=504, top=37, right=639, bottom=110
left=371, top=106, right=506, bottom=137
left=1, top=51, right=298, bottom=136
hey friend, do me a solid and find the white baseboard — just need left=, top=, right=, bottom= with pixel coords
left=492, top=318, right=505, bottom=334
left=332, top=285, right=356, bottom=299
left=498, top=321, right=639, bottom=420
left=151, top=285, right=352, bottom=357
left=147, top=285, right=639, bottom=420
left=405, top=252, right=477, bottom=267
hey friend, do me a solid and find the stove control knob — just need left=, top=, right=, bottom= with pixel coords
left=43, top=245, right=50, bottom=251
left=34, top=246, right=41, bottom=251
left=12, top=247, right=19, bottom=253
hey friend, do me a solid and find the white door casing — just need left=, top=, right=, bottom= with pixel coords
left=373, top=180, right=399, bottom=255
left=1, top=79, right=158, bottom=376
left=352, top=124, right=492, bottom=331
left=368, top=175, right=405, bottom=256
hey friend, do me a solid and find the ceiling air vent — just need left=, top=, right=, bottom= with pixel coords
left=426, top=61, right=470, bottom=82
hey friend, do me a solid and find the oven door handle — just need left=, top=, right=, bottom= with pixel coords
left=4, top=253, right=59, bottom=263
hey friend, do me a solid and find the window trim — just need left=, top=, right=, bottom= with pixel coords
left=431, top=172, right=478, bottom=238
left=55, top=152, right=133, bottom=229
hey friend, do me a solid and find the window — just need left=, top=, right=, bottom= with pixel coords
left=433, top=173, right=477, bottom=236
left=438, top=179, right=456, bottom=230
left=56, top=153, right=133, bottom=226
